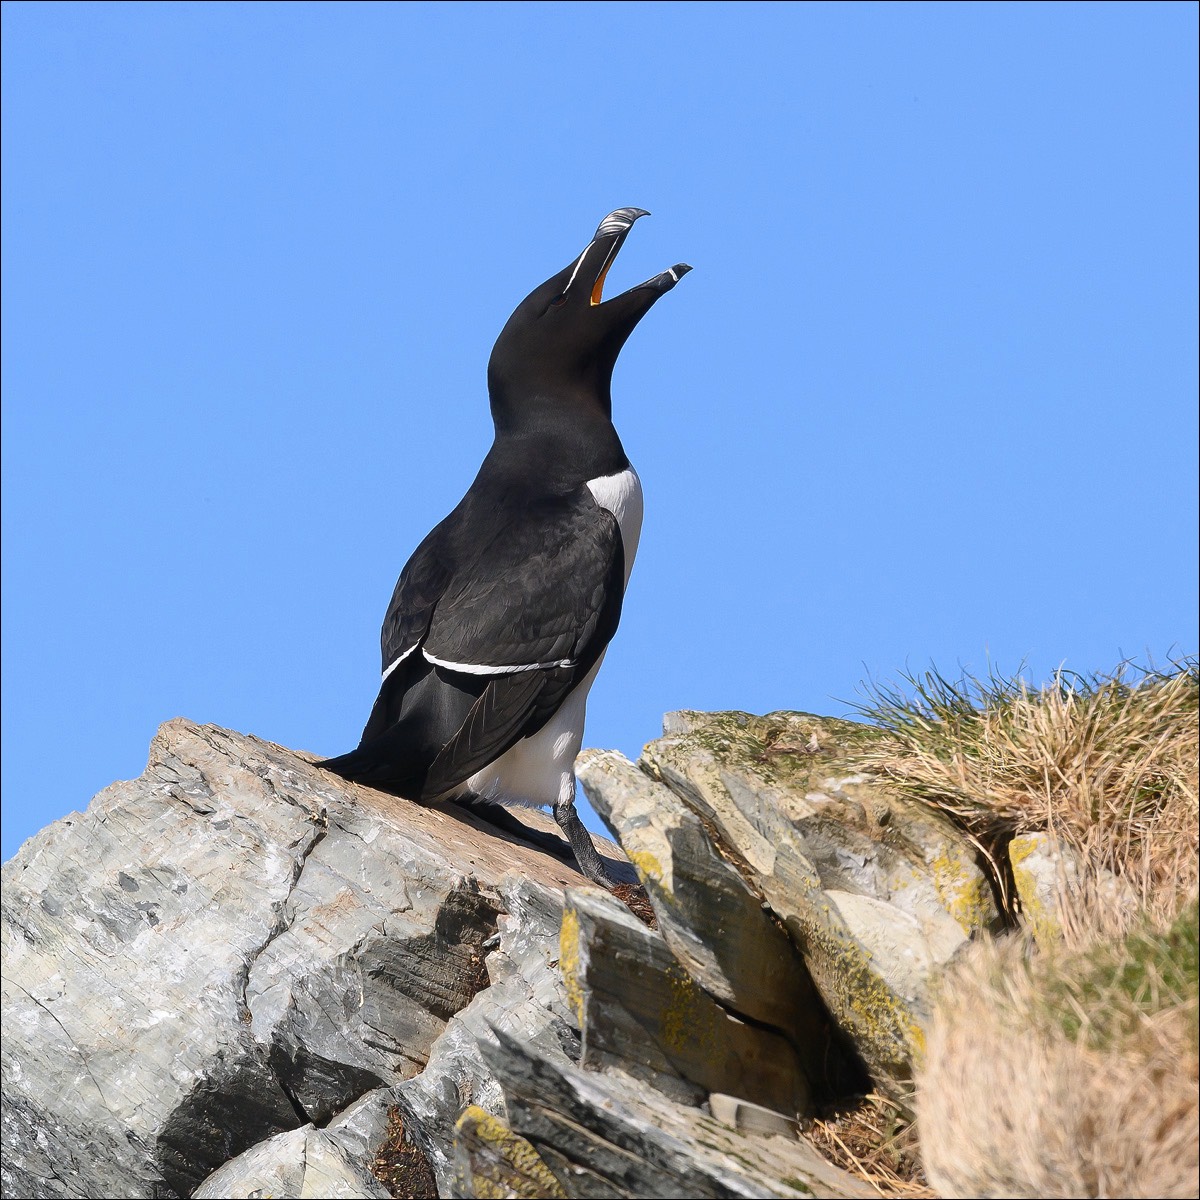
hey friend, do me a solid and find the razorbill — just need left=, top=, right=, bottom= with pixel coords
left=321, top=208, right=690, bottom=883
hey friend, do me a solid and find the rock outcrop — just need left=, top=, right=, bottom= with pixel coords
left=1, top=720, right=628, bottom=1199
left=2, top=710, right=1000, bottom=1198
left=581, top=709, right=1001, bottom=1099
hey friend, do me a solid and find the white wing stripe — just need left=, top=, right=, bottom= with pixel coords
left=422, top=649, right=575, bottom=675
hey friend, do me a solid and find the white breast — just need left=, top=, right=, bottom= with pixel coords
left=586, top=465, right=643, bottom=587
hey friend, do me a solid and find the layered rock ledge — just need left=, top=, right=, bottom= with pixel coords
left=2, top=711, right=1000, bottom=1198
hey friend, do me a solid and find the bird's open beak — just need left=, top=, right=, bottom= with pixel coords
left=587, top=208, right=649, bottom=305
left=578, top=208, right=692, bottom=308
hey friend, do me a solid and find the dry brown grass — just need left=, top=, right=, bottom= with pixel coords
left=849, top=658, right=1199, bottom=1197
left=917, top=906, right=1199, bottom=1199
left=856, top=659, right=1199, bottom=929
left=805, top=1093, right=934, bottom=1198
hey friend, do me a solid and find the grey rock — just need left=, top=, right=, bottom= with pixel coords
left=1008, top=831, right=1138, bottom=944
left=3, top=723, right=318, bottom=1199
left=639, top=710, right=1000, bottom=1097
left=708, top=1092, right=801, bottom=1138
left=192, top=1124, right=392, bottom=1199
left=324, top=1087, right=396, bottom=1163
left=2, top=719, right=625, bottom=1199
left=190, top=1123, right=388, bottom=1200
left=479, top=1028, right=873, bottom=1199
left=4, top=706, right=996, bottom=1199
left=393, top=876, right=580, bottom=1197
left=578, top=748, right=850, bottom=1095
left=561, top=884, right=810, bottom=1115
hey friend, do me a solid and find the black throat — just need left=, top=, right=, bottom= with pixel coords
left=481, top=388, right=630, bottom=496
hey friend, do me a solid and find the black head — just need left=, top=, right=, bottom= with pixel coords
left=487, top=208, right=691, bottom=430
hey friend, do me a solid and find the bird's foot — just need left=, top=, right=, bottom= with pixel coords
left=455, top=793, right=617, bottom=888
left=457, top=795, right=573, bottom=859
left=552, top=797, right=615, bottom=888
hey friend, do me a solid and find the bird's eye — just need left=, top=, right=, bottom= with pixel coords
left=549, top=293, right=568, bottom=308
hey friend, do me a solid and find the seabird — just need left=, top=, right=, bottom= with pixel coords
left=321, top=208, right=690, bottom=883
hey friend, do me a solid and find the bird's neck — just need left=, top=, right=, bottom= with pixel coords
left=482, top=396, right=630, bottom=493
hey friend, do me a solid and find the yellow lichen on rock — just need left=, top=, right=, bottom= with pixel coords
left=558, top=906, right=585, bottom=1026
left=453, top=1105, right=567, bottom=1200
left=1008, top=834, right=1057, bottom=944
left=627, top=848, right=667, bottom=893
left=660, top=960, right=710, bottom=1055
left=926, top=842, right=997, bottom=937
left=798, top=914, right=927, bottom=1085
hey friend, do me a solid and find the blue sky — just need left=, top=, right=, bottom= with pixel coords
left=3, top=1, right=1197, bottom=861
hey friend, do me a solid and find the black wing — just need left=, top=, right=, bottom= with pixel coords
left=421, top=664, right=576, bottom=798
left=379, top=528, right=452, bottom=675
left=416, top=491, right=625, bottom=796
left=334, top=486, right=625, bottom=800
left=422, top=492, right=621, bottom=671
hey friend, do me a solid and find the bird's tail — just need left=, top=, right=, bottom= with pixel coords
left=316, top=741, right=426, bottom=799
left=316, top=748, right=365, bottom=779
left=314, top=715, right=441, bottom=801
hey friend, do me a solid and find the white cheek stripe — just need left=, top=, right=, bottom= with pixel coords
left=562, top=248, right=588, bottom=296
left=381, top=642, right=419, bottom=682
left=422, top=649, right=575, bottom=675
